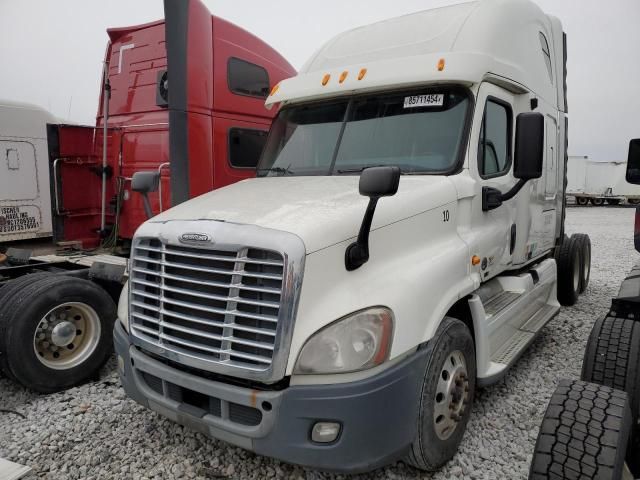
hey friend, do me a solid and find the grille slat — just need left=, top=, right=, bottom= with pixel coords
left=137, top=244, right=285, bottom=267
left=132, top=267, right=282, bottom=295
left=130, top=239, right=284, bottom=372
left=136, top=256, right=283, bottom=281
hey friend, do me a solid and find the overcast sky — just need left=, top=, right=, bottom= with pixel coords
left=1, top=0, right=638, bottom=162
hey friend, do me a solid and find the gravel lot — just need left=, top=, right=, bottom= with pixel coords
left=1, top=206, right=637, bottom=480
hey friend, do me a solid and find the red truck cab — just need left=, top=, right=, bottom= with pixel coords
left=48, top=0, right=295, bottom=247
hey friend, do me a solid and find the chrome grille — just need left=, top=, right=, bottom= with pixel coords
left=129, top=238, right=285, bottom=372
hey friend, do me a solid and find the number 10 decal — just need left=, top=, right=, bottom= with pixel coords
left=443, top=210, right=450, bottom=222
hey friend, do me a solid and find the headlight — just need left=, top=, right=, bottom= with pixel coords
left=294, top=307, right=394, bottom=374
left=117, top=280, right=130, bottom=332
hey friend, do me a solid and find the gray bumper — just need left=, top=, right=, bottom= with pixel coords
left=114, top=321, right=428, bottom=473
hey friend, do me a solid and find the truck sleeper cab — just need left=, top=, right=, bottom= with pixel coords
left=115, top=0, right=589, bottom=472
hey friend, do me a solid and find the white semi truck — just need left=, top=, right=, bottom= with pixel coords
left=115, top=0, right=591, bottom=472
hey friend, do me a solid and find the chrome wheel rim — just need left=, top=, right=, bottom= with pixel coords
left=433, top=350, right=469, bottom=440
left=33, top=302, right=101, bottom=370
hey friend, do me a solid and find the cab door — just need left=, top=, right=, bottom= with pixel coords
left=468, top=83, right=517, bottom=280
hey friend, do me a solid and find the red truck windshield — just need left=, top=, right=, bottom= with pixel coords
left=258, top=88, right=470, bottom=176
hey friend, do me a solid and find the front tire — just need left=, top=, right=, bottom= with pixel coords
left=572, top=233, right=591, bottom=293
left=555, top=235, right=582, bottom=306
left=0, top=275, right=115, bottom=393
left=406, top=317, right=476, bottom=471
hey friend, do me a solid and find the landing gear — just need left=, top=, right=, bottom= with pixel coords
left=406, top=317, right=476, bottom=471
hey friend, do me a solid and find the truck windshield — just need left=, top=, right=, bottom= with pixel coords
left=258, top=89, right=470, bottom=176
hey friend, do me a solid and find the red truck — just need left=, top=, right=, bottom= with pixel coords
left=0, top=0, right=295, bottom=392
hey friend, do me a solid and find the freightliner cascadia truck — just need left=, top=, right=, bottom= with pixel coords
left=115, top=0, right=592, bottom=472
left=0, top=0, right=294, bottom=393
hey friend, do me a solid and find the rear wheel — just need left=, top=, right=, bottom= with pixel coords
left=0, top=272, right=55, bottom=380
left=591, top=198, right=605, bottom=206
left=571, top=233, right=591, bottom=293
left=529, top=379, right=632, bottom=480
left=576, top=197, right=589, bottom=206
left=0, top=276, right=115, bottom=393
left=628, top=199, right=640, bottom=205
left=555, top=235, right=582, bottom=306
left=406, top=317, right=476, bottom=471
left=582, top=316, right=640, bottom=475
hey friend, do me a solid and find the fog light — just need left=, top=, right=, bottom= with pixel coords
left=311, top=422, right=341, bottom=443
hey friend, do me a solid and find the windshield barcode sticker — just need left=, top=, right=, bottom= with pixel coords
left=403, top=94, right=444, bottom=109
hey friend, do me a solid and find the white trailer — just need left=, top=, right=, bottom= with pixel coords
left=0, top=100, right=57, bottom=242
left=567, top=155, right=640, bottom=205
left=114, top=0, right=592, bottom=474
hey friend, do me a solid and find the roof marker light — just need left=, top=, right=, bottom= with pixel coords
left=322, top=74, right=331, bottom=86
left=437, top=58, right=446, bottom=72
left=269, top=83, right=280, bottom=97
left=358, top=68, right=367, bottom=80
left=339, top=71, right=348, bottom=84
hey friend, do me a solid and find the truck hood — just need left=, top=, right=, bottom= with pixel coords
left=152, top=176, right=458, bottom=254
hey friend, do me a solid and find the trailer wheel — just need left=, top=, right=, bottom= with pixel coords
left=405, top=317, right=476, bottom=471
left=575, top=197, right=589, bottom=206
left=628, top=199, right=640, bottom=205
left=571, top=233, right=591, bottom=293
left=529, top=379, right=631, bottom=480
left=555, top=235, right=581, bottom=306
left=0, top=275, right=115, bottom=393
left=0, top=272, right=55, bottom=380
left=591, top=198, right=605, bottom=206
left=582, top=315, right=640, bottom=475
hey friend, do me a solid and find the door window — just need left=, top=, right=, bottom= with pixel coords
left=228, top=128, right=268, bottom=169
left=478, top=100, right=511, bottom=178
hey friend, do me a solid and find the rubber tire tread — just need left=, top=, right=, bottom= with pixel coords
left=1, top=275, right=115, bottom=393
left=0, top=272, right=55, bottom=380
left=582, top=315, right=640, bottom=475
left=556, top=235, right=581, bottom=306
left=405, top=317, right=476, bottom=471
left=572, top=233, right=591, bottom=294
left=529, top=379, right=631, bottom=480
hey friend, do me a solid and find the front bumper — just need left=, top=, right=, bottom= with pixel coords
left=114, top=321, right=428, bottom=473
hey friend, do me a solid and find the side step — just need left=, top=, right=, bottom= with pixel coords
left=471, top=259, right=560, bottom=387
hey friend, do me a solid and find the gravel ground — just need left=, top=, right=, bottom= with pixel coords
left=1, top=206, right=637, bottom=480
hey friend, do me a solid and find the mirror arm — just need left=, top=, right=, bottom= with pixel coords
left=482, top=179, right=527, bottom=212
left=141, top=194, right=154, bottom=219
left=345, top=197, right=379, bottom=271
left=500, top=178, right=527, bottom=202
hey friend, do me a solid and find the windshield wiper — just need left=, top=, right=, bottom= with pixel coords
left=257, top=165, right=295, bottom=176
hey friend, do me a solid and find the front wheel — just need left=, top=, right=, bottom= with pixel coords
left=405, top=317, right=476, bottom=471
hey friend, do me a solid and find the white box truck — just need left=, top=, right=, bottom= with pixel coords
left=115, top=0, right=591, bottom=472
left=0, top=101, right=57, bottom=242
